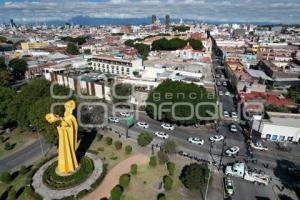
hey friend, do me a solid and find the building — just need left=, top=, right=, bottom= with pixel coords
left=253, top=112, right=300, bottom=143
left=91, top=55, right=143, bottom=76
left=165, top=15, right=170, bottom=30
left=21, top=42, right=49, bottom=50
left=152, top=15, right=157, bottom=24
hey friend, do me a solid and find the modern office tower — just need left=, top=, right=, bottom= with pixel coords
left=165, top=14, right=170, bottom=30
left=152, top=15, right=157, bottom=24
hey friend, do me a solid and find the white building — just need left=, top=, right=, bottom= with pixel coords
left=253, top=112, right=300, bottom=143
left=91, top=55, right=143, bottom=77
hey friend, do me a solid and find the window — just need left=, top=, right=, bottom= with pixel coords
left=279, top=136, right=285, bottom=141
left=287, top=137, right=293, bottom=142
left=116, top=66, right=119, bottom=70
left=271, top=135, right=278, bottom=141
left=121, top=67, right=124, bottom=71
left=266, top=134, right=271, bottom=140
left=126, top=68, right=129, bottom=72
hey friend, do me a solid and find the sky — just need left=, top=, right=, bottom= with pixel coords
left=0, top=0, right=299, bottom=24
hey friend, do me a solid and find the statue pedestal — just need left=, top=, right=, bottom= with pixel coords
left=32, top=153, right=103, bottom=200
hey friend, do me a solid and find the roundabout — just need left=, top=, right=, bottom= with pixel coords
left=32, top=152, right=103, bottom=200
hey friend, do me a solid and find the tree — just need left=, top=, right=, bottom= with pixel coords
left=167, top=162, right=176, bottom=176
left=125, top=145, right=132, bottom=154
left=137, top=132, right=153, bottom=147
left=112, top=83, right=131, bottom=103
left=0, top=87, right=16, bottom=126
left=83, top=49, right=91, bottom=55
left=157, top=149, right=169, bottom=164
left=9, top=58, right=28, bottom=78
left=149, top=156, right=157, bottom=167
left=124, top=39, right=135, bottom=47
left=187, top=39, right=204, bottom=50
left=110, top=185, right=123, bottom=200
left=119, top=174, right=131, bottom=188
left=0, top=171, right=11, bottom=183
left=130, top=164, right=137, bottom=175
left=162, top=140, right=177, bottom=154
left=163, top=175, right=173, bottom=191
left=179, top=163, right=209, bottom=190
left=151, top=38, right=187, bottom=51
left=0, top=56, right=6, bottom=69
left=19, top=165, right=28, bottom=175
left=105, top=136, right=113, bottom=145
left=114, top=140, right=123, bottom=150
left=61, top=36, right=87, bottom=45
left=0, top=69, right=12, bottom=87
left=146, top=80, right=216, bottom=125
left=286, top=85, right=300, bottom=104
left=0, top=36, right=7, bottom=43
left=157, top=193, right=167, bottom=200
left=66, top=43, right=79, bottom=55
left=172, top=25, right=190, bottom=32
left=7, top=188, right=16, bottom=200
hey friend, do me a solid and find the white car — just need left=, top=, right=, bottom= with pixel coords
left=155, top=131, right=169, bottom=139
left=161, top=123, right=174, bottom=130
left=231, top=112, right=238, bottom=119
left=120, top=112, right=130, bottom=117
left=221, top=74, right=225, bottom=78
left=223, top=111, right=229, bottom=118
left=219, top=91, right=223, bottom=96
left=108, top=117, right=119, bottom=123
left=225, top=91, right=230, bottom=96
left=224, top=177, right=234, bottom=196
left=230, top=124, right=238, bottom=132
left=223, top=82, right=227, bottom=86
left=188, top=137, right=204, bottom=145
left=217, top=81, right=221, bottom=86
left=225, top=146, right=240, bottom=156
left=216, top=74, right=220, bottom=78
left=251, top=142, right=268, bottom=151
left=137, top=121, right=149, bottom=129
left=209, top=135, right=224, bottom=142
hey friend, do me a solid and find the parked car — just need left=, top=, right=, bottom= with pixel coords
left=108, top=117, right=119, bottom=123
left=223, top=82, right=227, bottom=86
left=224, top=177, right=234, bottom=196
left=209, top=135, right=224, bottom=142
left=137, top=121, right=149, bottom=129
left=225, top=146, right=240, bottom=156
left=231, top=112, right=238, bottom=120
left=217, top=81, right=221, bottom=86
left=230, top=124, right=238, bottom=132
left=216, top=74, right=220, bottom=78
left=225, top=91, right=230, bottom=96
left=250, top=142, right=268, bottom=151
left=161, top=123, right=174, bottom=130
left=219, top=91, right=224, bottom=96
left=188, top=137, right=204, bottom=145
left=154, top=131, right=169, bottom=139
left=120, top=112, right=130, bottom=117
left=223, top=111, right=230, bottom=118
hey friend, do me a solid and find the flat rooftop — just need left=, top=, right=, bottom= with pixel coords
left=264, top=112, right=300, bottom=128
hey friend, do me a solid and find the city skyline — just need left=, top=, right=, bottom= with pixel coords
left=0, top=0, right=299, bottom=24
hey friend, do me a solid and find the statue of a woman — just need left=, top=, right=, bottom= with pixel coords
left=45, top=100, right=79, bottom=174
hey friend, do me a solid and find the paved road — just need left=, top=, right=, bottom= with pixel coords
left=0, top=139, right=49, bottom=172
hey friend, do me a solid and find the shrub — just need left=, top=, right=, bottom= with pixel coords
left=97, top=134, right=103, bottom=141
left=0, top=171, right=11, bottom=183
left=0, top=135, right=4, bottom=143
left=149, top=156, right=157, bottom=167
left=157, top=150, right=169, bottom=164
left=125, top=145, right=132, bottom=154
left=119, top=174, right=131, bottom=188
left=179, top=163, right=209, bottom=190
left=114, top=140, right=123, bottom=150
left=19, top=165, right=28, bottom=175
left=157, top=193, right=167, bottom=200
left=7, top=188, right=16, bottom=200
left=105, top=137, right=113, bottom=145
left=4, top=142, right=12, bottom=150
left=167, top=162, right=176, bottom=176
left=163, top=175, right=173, bottom=191
left=110, top=185, right=123, bottom=200
left=137, top=132, right=153, bottom=147
left=130, top=164, right=137, bottom=175
left=162, top=140, right=177, bottom=154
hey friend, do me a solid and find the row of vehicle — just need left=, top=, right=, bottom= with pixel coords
left=217, top=81, right=227, bottom=86
left=177, top=151, right=211, bottom=164
left=219, top=90, right=231, bottom=96
left=223, top=111, right=238, bottom=120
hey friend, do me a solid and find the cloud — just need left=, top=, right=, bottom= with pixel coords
left=0, top=0, right=299, bottom=23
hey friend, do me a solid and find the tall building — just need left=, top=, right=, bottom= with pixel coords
left=10, top=19, right=16, bottom=28
left=152, top=15, right=157, bottom=24
left=165, top=15, right=170, bottom=30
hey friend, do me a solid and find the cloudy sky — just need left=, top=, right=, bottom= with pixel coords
left=0, top=0, right=299, bottom=24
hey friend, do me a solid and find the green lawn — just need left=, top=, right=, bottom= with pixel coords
left=0, top=130, right=35, bottom=158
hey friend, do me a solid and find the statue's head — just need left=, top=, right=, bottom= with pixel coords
left=64, top=100, right=76, bottom=114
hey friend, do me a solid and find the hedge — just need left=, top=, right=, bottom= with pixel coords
left=0, top=171, right=11, bottom=183
left=167, top=162, right=175, bottom=176
left=125, top=145, right=132, bottom=154
left=163, top=175, right=173, bottom=191
left=119, top=174, right=131, bottom=188
left=149, top=156, right=157, bottom=167
left=105, top=137, right=113, bottom=145
left=110, top=185, right=123, bottom=200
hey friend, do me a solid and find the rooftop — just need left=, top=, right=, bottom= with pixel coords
left=264, top=112, right=300, bottom=128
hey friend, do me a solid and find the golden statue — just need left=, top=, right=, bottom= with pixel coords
left=45, top=100, right=79, bottom=174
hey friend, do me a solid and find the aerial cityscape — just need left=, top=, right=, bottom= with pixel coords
left=0, top=1, right=300, bottom=200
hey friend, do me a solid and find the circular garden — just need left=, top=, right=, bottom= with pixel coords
left=43, top=156, right=94, bottom=190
